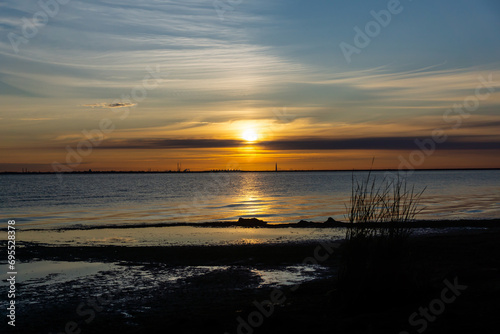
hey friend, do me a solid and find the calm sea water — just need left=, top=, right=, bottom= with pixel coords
left=1, top=170, right=499, bottom=230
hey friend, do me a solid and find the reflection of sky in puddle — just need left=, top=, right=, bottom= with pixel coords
left=4, top=261, right=328, bottom=292
left=20, top=226, right=346, bottom=246
left=18, top=225, right=478, bottom=247
left=154, top=264, right=327, bottom=288
left=88, top=237, right=137, bottom=244
left=251, top=265, right=328, bottom=287
left=0, top=261, right=118, bottom=286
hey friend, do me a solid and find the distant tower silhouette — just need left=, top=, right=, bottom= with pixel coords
left=275, top=163, right=278, bottom=172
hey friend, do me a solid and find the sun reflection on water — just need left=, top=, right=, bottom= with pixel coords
left=239, top=238, right=260, bottom=245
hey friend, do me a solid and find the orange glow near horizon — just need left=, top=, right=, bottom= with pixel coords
left=3, top=147, right=499, bottom=173
left=2, top=111, right=500, bottom=173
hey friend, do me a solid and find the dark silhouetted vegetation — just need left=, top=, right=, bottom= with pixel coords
left=338, top=169, right=426, bottom=310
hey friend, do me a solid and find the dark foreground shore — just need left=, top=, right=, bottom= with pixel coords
left=2, top=227, right=500, bottom=334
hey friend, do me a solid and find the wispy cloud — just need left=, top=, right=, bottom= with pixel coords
left=82, top=102, right=136, bottom=109
left=307, top=65, right=500, bottom=108
left=1, top=0, right=499, bottom=170
left=17, top=117, right=55, bottom=121
left=0, top=0, right=295, bottom=99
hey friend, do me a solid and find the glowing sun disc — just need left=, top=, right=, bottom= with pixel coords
left=242, top=129, right=258, bottom=142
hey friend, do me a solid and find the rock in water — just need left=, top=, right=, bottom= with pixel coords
left=237, top=218, right=267, bottom=227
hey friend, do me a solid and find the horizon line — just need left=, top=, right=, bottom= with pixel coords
left=1, top=167, right=500, bottom=174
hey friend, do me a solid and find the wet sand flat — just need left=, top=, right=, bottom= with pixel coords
left=1, top=226, right=500, bottom=333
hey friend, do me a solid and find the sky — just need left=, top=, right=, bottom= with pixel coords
left=1, top=0, right=500, bottom=171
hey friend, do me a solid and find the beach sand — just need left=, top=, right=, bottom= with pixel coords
left=2, top=224, right=500, bottom=333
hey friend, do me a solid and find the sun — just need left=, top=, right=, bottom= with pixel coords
left=242, top=129, right=258, bottom=142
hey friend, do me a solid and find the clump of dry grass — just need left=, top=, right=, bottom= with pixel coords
left=345, top=169, right=426, bottom=241
left=337, top=166, right=426, bottom=309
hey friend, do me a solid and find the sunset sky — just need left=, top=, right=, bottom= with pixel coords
left=1, top=0, right=500, bottom=171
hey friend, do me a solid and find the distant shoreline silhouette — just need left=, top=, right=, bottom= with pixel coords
left=1, top=167, right=499, bottom=174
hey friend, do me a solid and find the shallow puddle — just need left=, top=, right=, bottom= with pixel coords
left=1, top=261, right=118, bottom=286
left=252, top=265, right=328, bottom=287
left=2, top=260, right=329, bottom=291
